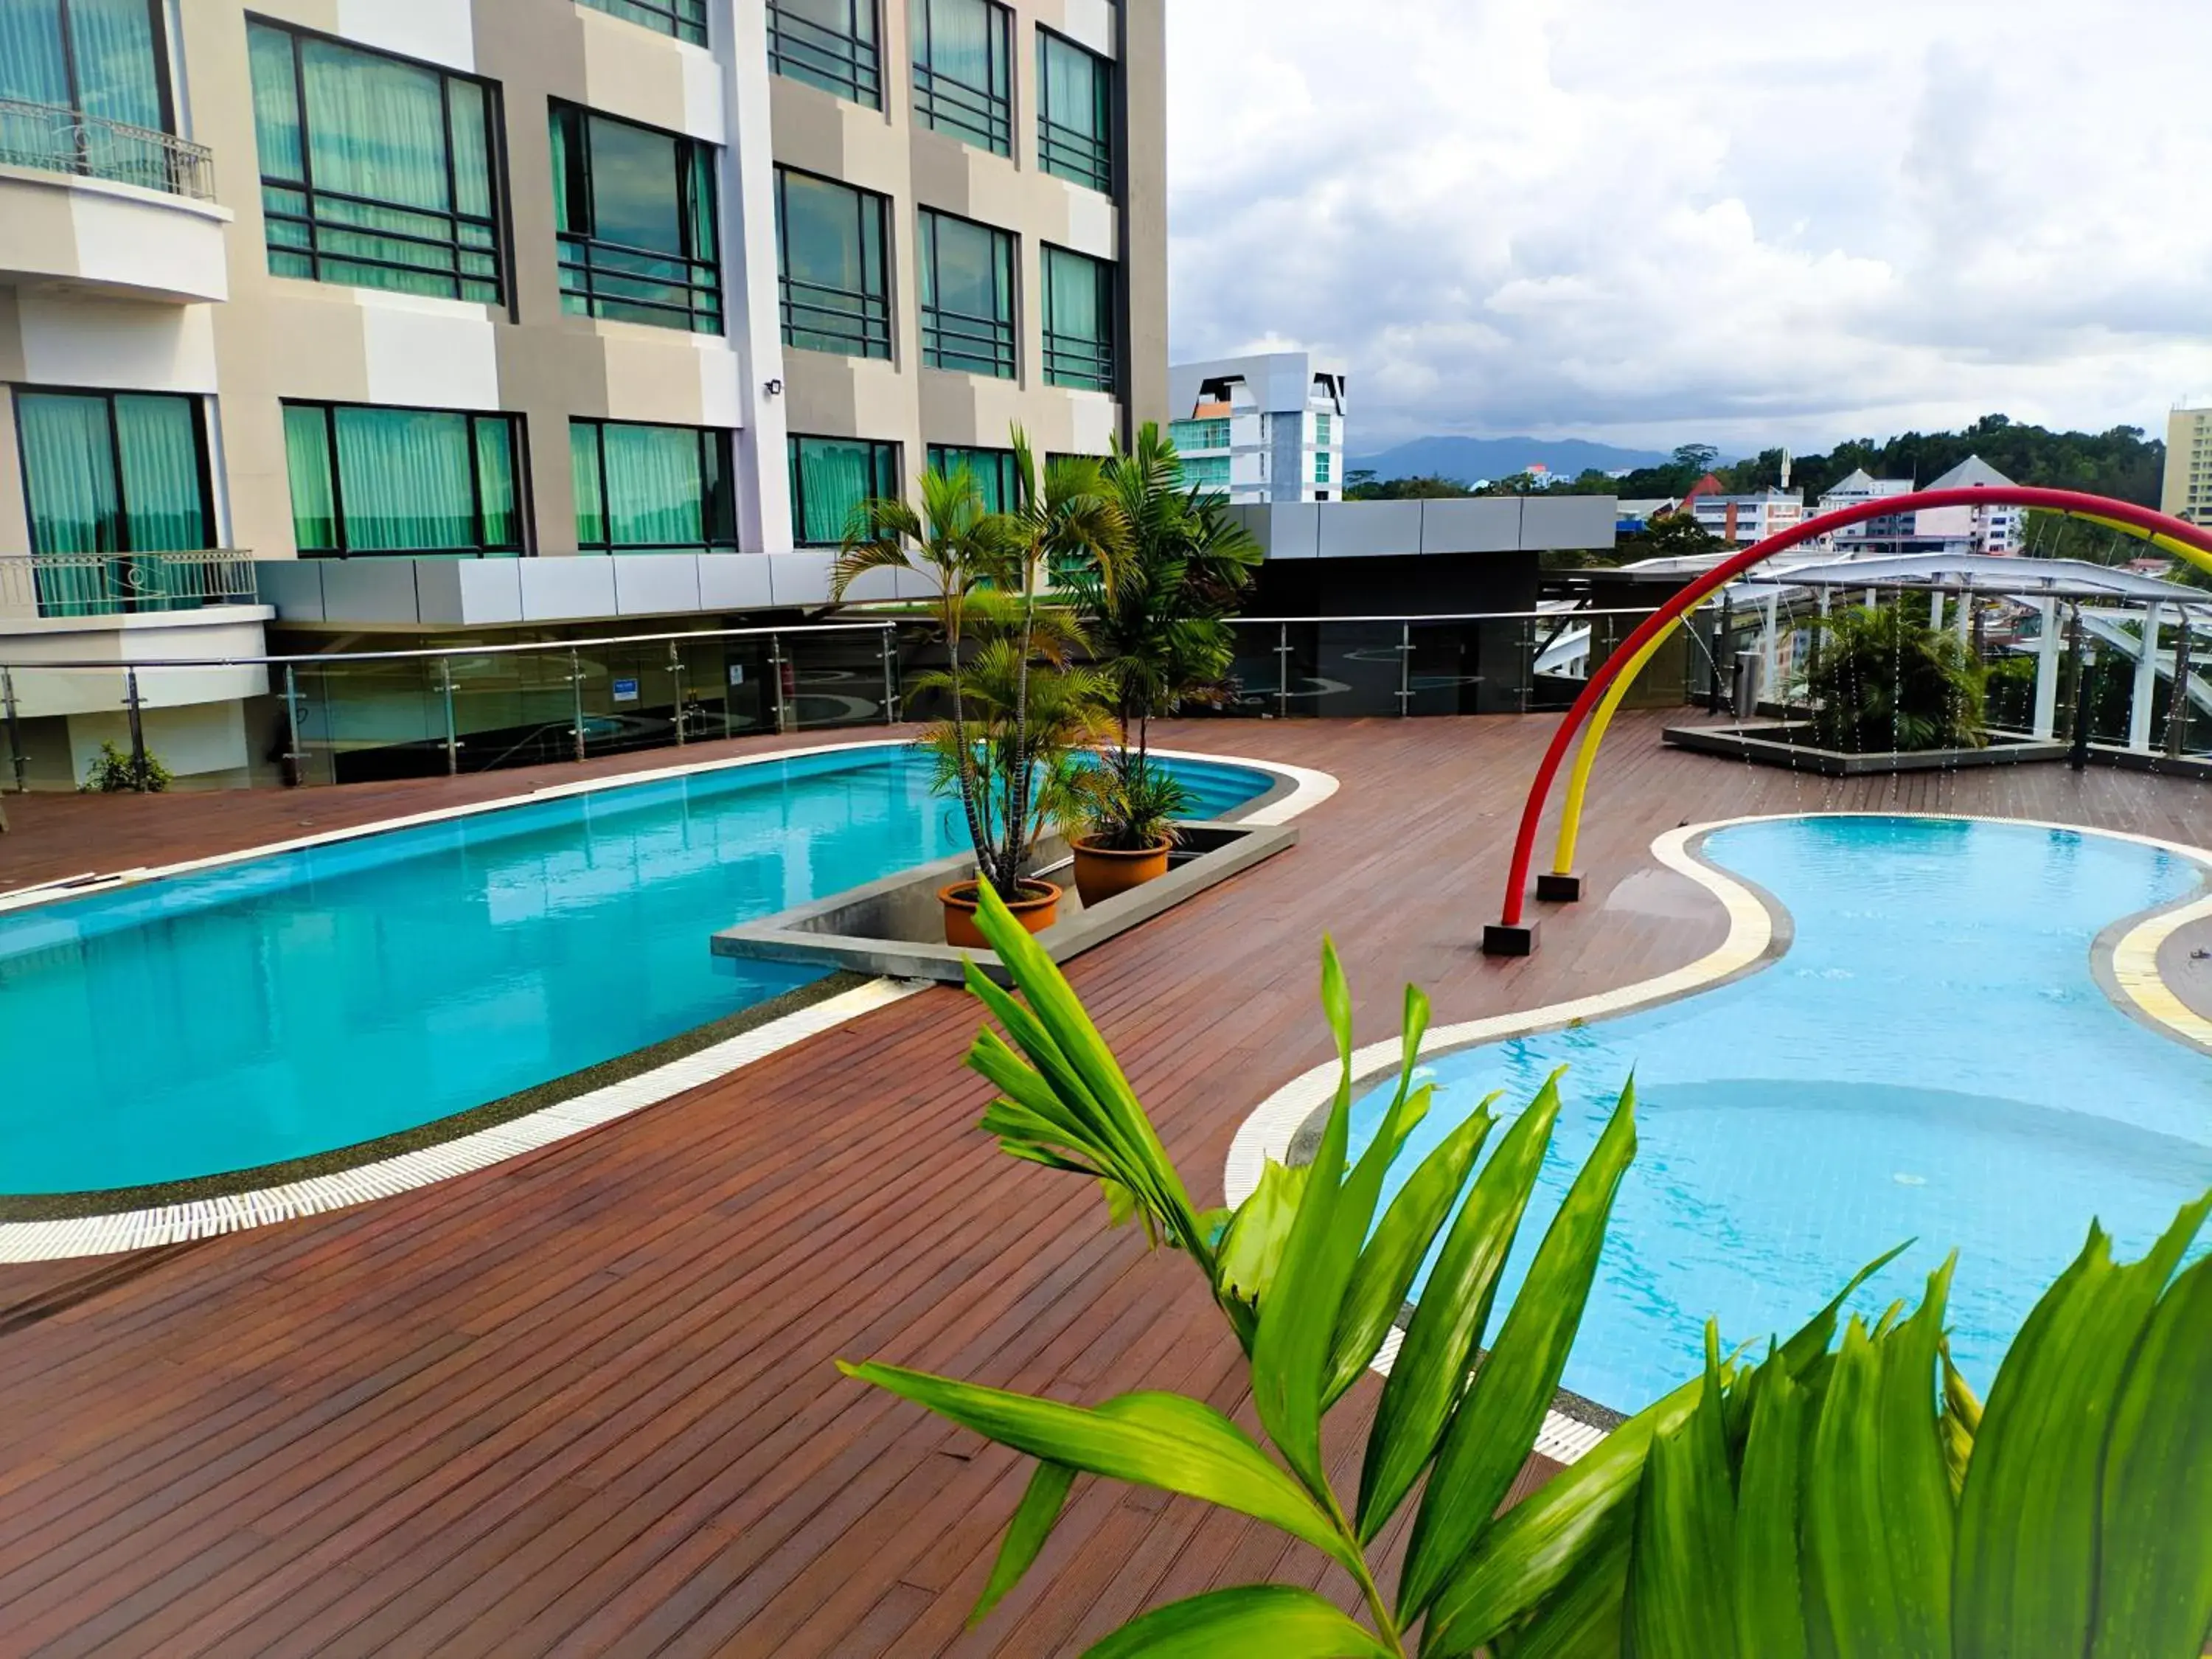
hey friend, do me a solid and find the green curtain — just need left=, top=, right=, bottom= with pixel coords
left=300, top=38, right=448, bottom=209
left=445, top=77, right=491, bottom=220
left=602, top=424, right=705, bottom=548
left=18, top=392, right=119, bottom=555
left=549, top=105, right=582, bottom=235
left=112, top=395, right=206, bottom=553
left=247, top=23, right=302, bottom=181
left=929, top=446, right=1014, bottom=514
left=66, top=0, right=161, bottom=128
left=283, top=405, right=337, bottom=552
left=333, top=407, right=475, bottom=552
left=474, top=417, right=518, bottom=548
left=1047, top=248, right=1103, bottom=342
left=791, top=438, right=874, bottom=546
left=779, top=170, right=866, bottom=293
left=0, top=0, right=68, bottom=109
left=1043, top=32, right=1105, bottom=142
left=917, top=0, right=1000, bottom=94
left=571, top=423, right=606, bottom=546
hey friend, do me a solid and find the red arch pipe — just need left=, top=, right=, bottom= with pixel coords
left=1498, top=487, right=2212, bottom=931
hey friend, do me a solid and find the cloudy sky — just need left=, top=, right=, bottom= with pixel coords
left=1166, top=0, right=2212, bottom=455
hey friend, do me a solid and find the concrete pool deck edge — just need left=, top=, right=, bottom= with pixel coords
left=1221, top=808, right=2212, bottom=1458
left=0, top=741, right=1337, bottom=1263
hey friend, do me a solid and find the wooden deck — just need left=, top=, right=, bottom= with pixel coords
left=1, top=714, right=2208, bottom=1658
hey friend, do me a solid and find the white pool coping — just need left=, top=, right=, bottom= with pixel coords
left=1220, top=810, right=2212, bottom=1463
left=0, top=739, right=1335, bottom=1264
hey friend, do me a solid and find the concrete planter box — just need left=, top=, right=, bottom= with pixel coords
left=712, top=821, right=1298, bottom=984
left=1664, top=721, right=2067, bottom=776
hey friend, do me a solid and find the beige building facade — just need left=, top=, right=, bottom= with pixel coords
left=2164, top=406, right=2212, bottom=528
left=0, top=0, right=1164, bottom=783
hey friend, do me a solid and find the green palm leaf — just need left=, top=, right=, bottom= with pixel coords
left=1626, top=1354, right=1740, bottom=1659
left=1399, top=1087, right=1638, bottom=1619
left=1952, top=1195, right=2211, bottom=1659
left=971, top=1460, right=1077, bottom=1626
left=1357, top=1073, right=1567, bottom=1541
left=1731, top=1363, right=1810, bottom=1659
left=1082, top=1585, right=1394, bottom=1658
left=838, top=1365, right=1360, bottom=1573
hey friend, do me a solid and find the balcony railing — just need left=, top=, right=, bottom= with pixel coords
left=0, top=552, right=258, bottom=620
left=0, top=98, right=215, bottom=201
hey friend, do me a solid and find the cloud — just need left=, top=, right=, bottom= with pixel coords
left=1166, top=0, right=2212, bottom=452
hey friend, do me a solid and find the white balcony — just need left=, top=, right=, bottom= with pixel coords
left=0, top=101, right=229, bottom=304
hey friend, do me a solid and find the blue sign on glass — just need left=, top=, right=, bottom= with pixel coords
left=613, top=678, right=640, bottom=703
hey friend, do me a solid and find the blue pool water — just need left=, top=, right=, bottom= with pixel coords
left=1352, top=815, right=2212, bottom=1411
left=0, top=745, right=1270, bottom=1194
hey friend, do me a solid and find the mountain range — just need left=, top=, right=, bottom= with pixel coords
left=1348, top=436, right=1673, bottom=485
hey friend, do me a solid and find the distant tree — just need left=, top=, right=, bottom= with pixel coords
left=1672, top=442, right=1720, bottom=474
left=1781, top=417, right=2165, bottom=507
left=1345, top=473, right=1477, bottom=501
left=1719, top=448, right=1792, bottom=492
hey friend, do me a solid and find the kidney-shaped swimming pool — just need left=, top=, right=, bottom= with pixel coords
left=1346, top=814, right=2212, bottom=1412
left=0, top=745, right=1273, bottom=1196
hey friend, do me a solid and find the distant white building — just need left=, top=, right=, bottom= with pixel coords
left=1815, top=469, right=1919, bottom=554
left=1682, top=479, right=1805, bottom=545
left=1921, top=456, right=2026, bottom=554
left=1166, top=352, right=1349, bottom=504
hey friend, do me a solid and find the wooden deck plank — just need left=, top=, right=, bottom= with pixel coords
left=0, top=713, right=2205, bottom=1656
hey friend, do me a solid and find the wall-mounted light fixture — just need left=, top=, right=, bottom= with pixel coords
left=764, top=378, right=785, bottom=397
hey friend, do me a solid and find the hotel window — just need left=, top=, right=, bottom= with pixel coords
left=1168, top=418, right=1229, bottom=451
left=1180, top=455, right=1231, bottom=489
left=570, top=421, right=737, bottom=553
left=927, top=444, right=1019, bottom=514
left=1315, top=413, right=1333, bottom=445
left=551, top=104, right=723, bottom=334
left=776, top=168, right=891, bottom=358
left=248, top=21, right=503, bottom=305
left=910, top=0, right=1010, bottom=156
left=14, top=389, right=214, bottom=615
left=788, top=436, right=900, bottom=546
left=1, top=0, right=184, bottom=192
left=1314, top=450, right=1332, bottom=485
left=1037, top=29, right=1111, bottom=193
left=1042, top=246, right=1116, bottom=392
left=576, top=0, right=708, bottom=46
left=282, top=402, right=525, bottom=557
left=767, top=0, right=880, bottom=107
left=919, top=211, right=1015, bottom=379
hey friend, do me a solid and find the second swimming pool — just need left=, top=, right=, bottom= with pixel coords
left=1350, top=815, right=2212, bottom=1410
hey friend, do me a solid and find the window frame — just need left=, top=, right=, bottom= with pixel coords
left=767, top=0, right=882, bottom=108
left=550, top=101, right=725, bottom=336
left=787, top=434, right=902, bottom=549
left=775, top=166, right=894, bottom=361
left=1036, top=27, right=1112, bottom=194
left=248, top=17, right=508, bottom=307
left=1041, top=244, right=1117, bottom=394
left=918, top=209, right=1016, bottom=380
left=926, top=443, right=1020, bottom=514
left=568, top=418, right=740, bottom=554
left=12, top=0, right=179, bottom=135
left=574, top=0, right=709, bottom=46
left=910, top=0, right=1012, bottom=156
left=282, top=399, right=529, bottom=560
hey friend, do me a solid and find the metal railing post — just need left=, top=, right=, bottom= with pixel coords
left=569, top=647, right=587, bottom=762
left=879, top=628, right=897, bottom=725
left=282, top=663, right=304, bottom=787
left=1, top=667, right=24, bottom=793
left=2170, top=622, right=2197, bottom=759
left=439, top=656, right=460, bottom=775
left=667, top=639, right=687, bottom=748
left=1276, top=624, right=1290, bottom=720
left=770, top=633, right=791, bottom=734
left=125, top=667, right=147, bottom=770
left=1398, top=621, right=1413, bottom=717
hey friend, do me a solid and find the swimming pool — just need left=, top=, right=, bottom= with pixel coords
left=1347, top=815, right=2212, bottom=1411
left=0, top=745, right=1272, bottom=1196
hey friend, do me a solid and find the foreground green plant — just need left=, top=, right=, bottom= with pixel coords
left=1804, top=602, right=1987, bottom=754
left=842, top=884, right=2212, bottom=1656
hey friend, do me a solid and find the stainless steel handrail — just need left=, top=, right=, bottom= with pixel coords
left=0, top=97, right=215, bottom=201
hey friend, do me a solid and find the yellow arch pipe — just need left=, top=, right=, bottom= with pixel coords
left=1548, top=515, right=2212, bottom=883
left=1553, top=616, right=1686, bottom=876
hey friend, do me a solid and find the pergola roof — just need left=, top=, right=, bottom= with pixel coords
left=1739, top=551, right=2210, bottom=605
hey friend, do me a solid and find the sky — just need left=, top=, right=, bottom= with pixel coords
left=1166, top=0, right=2212, bottom=456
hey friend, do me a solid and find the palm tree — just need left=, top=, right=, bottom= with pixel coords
left=832, top=431, right=1127, bottom=900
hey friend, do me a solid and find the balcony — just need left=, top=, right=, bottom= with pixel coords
left=0, top=552, right=259, bottom=622
left=0, top=100, right=229, bottom=304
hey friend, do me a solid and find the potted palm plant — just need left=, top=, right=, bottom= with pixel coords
left=834, top=433, right=1124, bottom=947
left=1060, top=422, right=1261, bottom=908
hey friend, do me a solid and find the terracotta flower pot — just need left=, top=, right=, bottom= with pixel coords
left=940, top=879, right=1062, bottom=950
left=1070, top=836, right=1173, bottom=909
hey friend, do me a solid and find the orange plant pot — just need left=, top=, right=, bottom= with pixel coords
left=939, top=879, right=1062, bottom=950
left=1069, top=836, right=1173, bottom=909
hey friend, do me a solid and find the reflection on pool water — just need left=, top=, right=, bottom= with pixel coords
left=1352, top=815, right=2212, bottom=1411
left=0, top=746, right=1271, bottom=1195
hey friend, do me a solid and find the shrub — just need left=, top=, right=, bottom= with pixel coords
left=82, top=741, right=173, bottom=794
left=1804, top=602, right=1986, bottom=753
